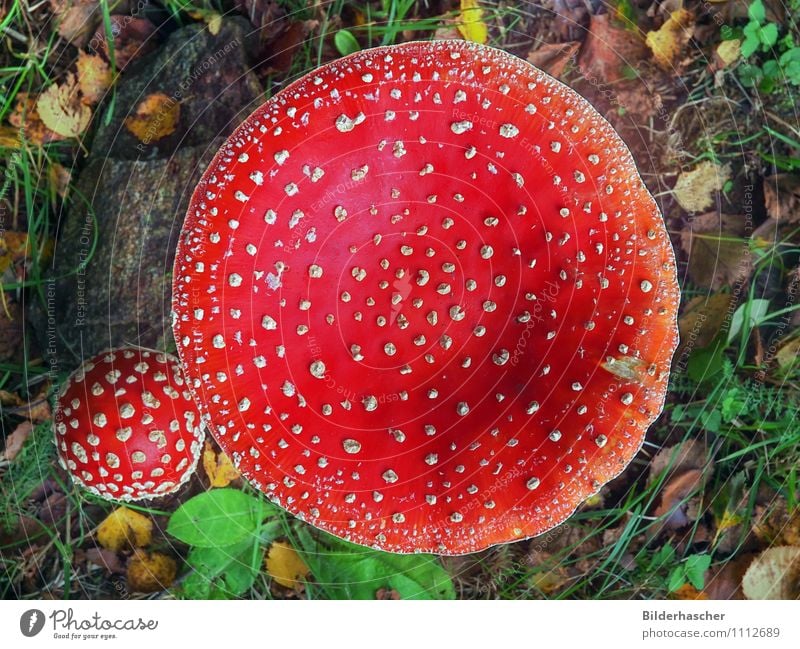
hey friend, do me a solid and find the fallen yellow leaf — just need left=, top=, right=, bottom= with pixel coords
left=716, top=39, right=741, bottom=67
left=645, top=9, right=694, bottom=69
left=266, top=541, right=310, bottom=589
left=124, top=92, right=180, bottom=144
left=127, top=549, right=177, bottom=593
left=673, top=161, right=731, bottom=213
left=36, top=73, right=92, bottom=139
left=202, top=439, right=241, bottom=488
left=457, top=0, right=488, bottom=45
left=96, top=507, right=153, bottom=552
left=77, top=51, right=113, bottom=106
left=9, top=93, right=65, bottom=146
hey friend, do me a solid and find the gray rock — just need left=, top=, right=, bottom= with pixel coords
left=35, top=17, right=263, bottom=371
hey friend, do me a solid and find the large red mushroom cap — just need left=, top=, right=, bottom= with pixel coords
left=172, top=40, right=679, bottom=554
left=54, top=348, right=204, bottom=501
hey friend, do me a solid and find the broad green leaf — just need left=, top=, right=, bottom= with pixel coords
left=747, top=0, right=765, bottom=24
left=335, top=29, right=361, bottom=56
left=299, top=534, right=455, bottom=599
left=685, top=554, right=712, bottom=590
left=181, top=538, right=260, bottom=599
left=727, top=298, right=771, bottom=343
left=759, top=22, right=778, bottom=48
left=167, top=488, right=265, bottom=547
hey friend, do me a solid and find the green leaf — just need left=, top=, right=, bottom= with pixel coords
left=180, top=538, right=260, bottom=599
left=167, top=488, right=266, bottom=547
left=759, top=22, right=778, bottom=48
left=685, top=554, right=712, bottom=590
left=334, top=29, right=361, bottom=56
left=687, top=333, right=727, bottom=383
left=727, top=298, right=771, bottom=344
left=741, top=23, right=761, bottom=58
left=667, top=565, right=686, bottom=592
left=747, top=0, right=765, bottom=24
left=300, top=535, right=455, bottom=599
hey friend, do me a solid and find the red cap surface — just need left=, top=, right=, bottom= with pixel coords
left=54, top=348, right=204, bottom=501
left=172, top=40, right=679, bottom=554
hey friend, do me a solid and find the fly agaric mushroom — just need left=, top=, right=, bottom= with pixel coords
left=54, top=348, right=204, bottom=501
left=172, top=40, right=679, bottom=554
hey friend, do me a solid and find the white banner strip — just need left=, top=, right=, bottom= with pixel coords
left=4, top=600, right=798, bottom=648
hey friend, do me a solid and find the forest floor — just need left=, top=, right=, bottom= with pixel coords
left=1, top=0, right=800, bottom=600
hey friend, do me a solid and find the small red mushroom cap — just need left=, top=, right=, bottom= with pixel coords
left=173, top=40, right=679, bottom=554
left=54, top=348, right=204, bottom=501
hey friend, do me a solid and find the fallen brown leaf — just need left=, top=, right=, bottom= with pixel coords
left=703, top=554, right=753, bottom=599
left=527, top=42, right=581, bottom=79
left=680, top=212, right=752, bottom=290
left=2, top=420, right=33, bottom=461
left=655, top=469, right=705, bottom=529
left=90, top=16, right=159, bottom=70
left=670, top=583, right=708, bottom=599
left=577, top=13, right=649, bottom=85
left=77, top=51, right=113, bottom=106
left=0, top=300, right=23, bottom=362
left=124, top=92, right=180, bottom=144
left=678, top=292, right=734, bottom=352
left=763, top=174, right=800, bottom=223
left=8, top=94, right=64, bottom=146
left=753, top=500, right=800, bottom=546
left=85, top=547, right=126, bottom=575
left=50, top=0, right=101, bottom=47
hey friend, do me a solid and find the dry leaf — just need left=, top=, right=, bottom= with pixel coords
left=127, top=549, right=177, bottom=593
left=680, top=212, right=752, bottom=289
left=646, top=9, right=695, bottom=69
left=0, top=300, right=23, bottom=362
left=650, top=439, right=709, bottom=480
left=703, top=554, right=752, bottom=599
left=8, top=94, right=64, bottom=146
left=753, top=500, right=800, bottom=546
left=50, top=0, right=101, bottom=47
left=716, top=39, right=741, bottom=67
left=577, top=13, right=649, bottom=85
left=763, top=174, right=800, bottom=223
left=678, top=292, right=734, bottom=351
left=673, top=161, right=730, bottom=213
left=457, top=0, right=488, bottom=45
left=96, top=507, right=153, bottom=552
left=202, top=439, right=240, bottom=488
left=207, top=13, right=223, bottom=35
left=2, top=421, right=33, bottom=462
left=85, top=547, right=126, bottom=575
left=527, top=42, right=580, bottom=79
left=655, top=469, right=705, bottom=529
left=266, top=541, right=310, bottom=589
left=92, top=16, right=159, bottom=70
left=36, top=73, right=92, bottom=140
left=124, top=92, right=180, bottom=144
left=49, top=162, right=72, bottom=198
left=670, top=583, right=708, bottom=599
left=742, top=546, right=800, bottom=600
left=77, top=51, right=113, bottom=106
